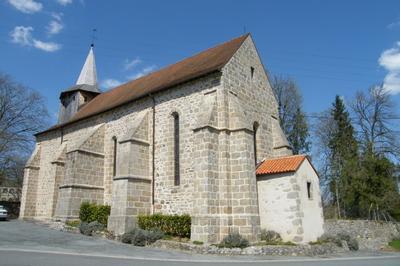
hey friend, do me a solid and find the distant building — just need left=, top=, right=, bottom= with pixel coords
left=0, top=187, right=21, bottom=202
left=20, top=34, right=324, bottom=243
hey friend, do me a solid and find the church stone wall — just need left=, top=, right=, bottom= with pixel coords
left=34, top=131, right=63, bottom=219
left=222, top=36, right=292, bottom=160
left=21, top=35, right=300, bottom=243
left=153, top=73, right=222, bottom=215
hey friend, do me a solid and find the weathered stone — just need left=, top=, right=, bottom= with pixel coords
left=20, top=34, right=324, bottom=245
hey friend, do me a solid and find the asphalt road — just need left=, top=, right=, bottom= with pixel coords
left=0, top=220, right=399, bottom=266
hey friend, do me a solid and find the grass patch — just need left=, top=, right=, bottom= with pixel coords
left=65, top=220, right=80, bottom=228
left=389, top=240, right=400, bottom=251
left=309, top=239, right=329, bottom=245
left=254, top=241, right=297, bottom=246
left=161, top=234, right=190, bottom=242
left=192, top=241, right=203, bottom=245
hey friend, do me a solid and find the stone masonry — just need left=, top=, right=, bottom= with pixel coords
left=20, top=34, right=323, bottom=243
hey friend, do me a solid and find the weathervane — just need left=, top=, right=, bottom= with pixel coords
left=91, top=28, right=97, bottom=47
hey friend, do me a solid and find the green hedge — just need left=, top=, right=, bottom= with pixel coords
left=79, top=202, right=111, bottom=226
left=137, top=213, right=191, bottom=238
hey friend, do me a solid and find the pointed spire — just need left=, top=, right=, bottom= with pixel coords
left=76, top=44, right=98, bottom=87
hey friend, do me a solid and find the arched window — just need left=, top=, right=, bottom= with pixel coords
left=253, top=122, right=259, bottom=165
left=172, top=112, right=180, bottom=186
left=112, top=136, right=117, bottom=177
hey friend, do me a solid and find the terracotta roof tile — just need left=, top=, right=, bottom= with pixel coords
left=256, top=155, right=307, bottom=176
left=38, top=34, right=249, bottom=135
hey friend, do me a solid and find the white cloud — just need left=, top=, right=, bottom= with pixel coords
left=10, top=26, right=33, bottom=46
left=101, top=79, right=122, bottom=89
left=57, top=0, right=72, bottom=5
left=379, top=42, right=400, bottom=94
left=32, top=39, right=61, bottom=52
left=8, top=0, right=42, bottom=14
left=124, top=58, right=142, bottom=71
left=10, top=26, right=61, bottom=52
left=51, top=12, right=63, bottom=21
left=128, top=65, right=157, bottom=80
left=47, top=20, right=63, bottom=35
left=387, top=20, right=400, bottom=29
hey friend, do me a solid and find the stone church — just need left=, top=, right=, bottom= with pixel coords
left=20, top=34, right=324, bottom=243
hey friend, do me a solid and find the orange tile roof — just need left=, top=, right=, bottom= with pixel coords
left=256, top=155, right=307, bottom=176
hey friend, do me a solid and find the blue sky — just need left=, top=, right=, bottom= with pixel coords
left=1, top=0, right=400, bottom=124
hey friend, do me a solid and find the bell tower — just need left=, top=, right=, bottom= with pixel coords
left=58, top=44, right=100, bottom=124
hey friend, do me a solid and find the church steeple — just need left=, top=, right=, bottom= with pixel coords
left=76, top=44, right=98, bottom=88
left=58, top=45, right=101, bottom=124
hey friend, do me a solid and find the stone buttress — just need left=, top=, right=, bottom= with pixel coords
left=20, top=145, right=41, bottom=218
left=107, top=111, right=152, bottom=235
left=191, top=85, right=261, bottom=243
left=54, top=124, right=105, bottom=219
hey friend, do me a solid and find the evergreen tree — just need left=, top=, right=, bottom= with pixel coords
left=287, top=108, right=310, bottom=154
left=327, top=96, right=359, bottom=218
left=357, top=147, right=399, bottom=219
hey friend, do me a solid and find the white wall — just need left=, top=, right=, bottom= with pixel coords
left=257, top=159, right=324, bottom=243
left=295, top=160, right=324, bottom=242
left=257, top=172, right=301, bottom=242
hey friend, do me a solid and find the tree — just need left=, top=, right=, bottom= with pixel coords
left=0, top=73, right=49, bottom=185
left=271, top=75, right=310, bottom=154
left=314, top=96, right=360, bottom=218
left=350, top=86, right=400, bottom=219
left=351, top=86, right=399, bottom=157
left=327, top=96, right=360, bottom=218
left=357, top=150, right=399, bottom=219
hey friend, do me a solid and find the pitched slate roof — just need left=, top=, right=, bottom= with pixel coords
left=38, top=34, right=249, bottom=136
left=256, top=155, right=307, bottom=176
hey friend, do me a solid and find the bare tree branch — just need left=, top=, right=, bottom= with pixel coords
left=0, top=73, right=49, bottom=185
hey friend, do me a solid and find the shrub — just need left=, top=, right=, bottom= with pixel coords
left=219, top=232, right=249, bottom=249
left=137, top=213, right=191, bottom=238
left=79, top=202, right=111, bottom=226
left=79, top=221, right=105, bottom=236
left=318, top=233, right=358, bottom=251
left=260, top=230, right=282, bottom=243
left=318, top=233, right=342, bottom=247
left=347, top=238, right=359, bottom=251
left=121, top=228, right=164, bottom=246
left=97, top=205, right=111, bottom=225
left=79, top=202, right=95, bottom=223
left=193, top=240, right=203, bottom=245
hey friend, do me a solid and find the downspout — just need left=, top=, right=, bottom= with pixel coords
left=148, top=94, right=156, bottom=213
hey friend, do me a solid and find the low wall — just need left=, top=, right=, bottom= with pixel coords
left=151, top=240, right=342, bottom=256
left=324, top=219, right=400, bottom=250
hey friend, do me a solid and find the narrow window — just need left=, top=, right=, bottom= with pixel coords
left=172, top=112, right=180, bottom=186
left=253, top=122, right=259, bottom=165
left=250, top=67, right=255, bottom=79
left=112, top=136, right=117, bottom=177
left=307, top=182, right=312, bottom=199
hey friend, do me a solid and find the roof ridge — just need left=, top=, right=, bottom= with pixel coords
left=38, top=33, right=250, bottom=135
left=267, top=154, right=306, bottom=160
left=117, top=33, right=250, bottom=86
